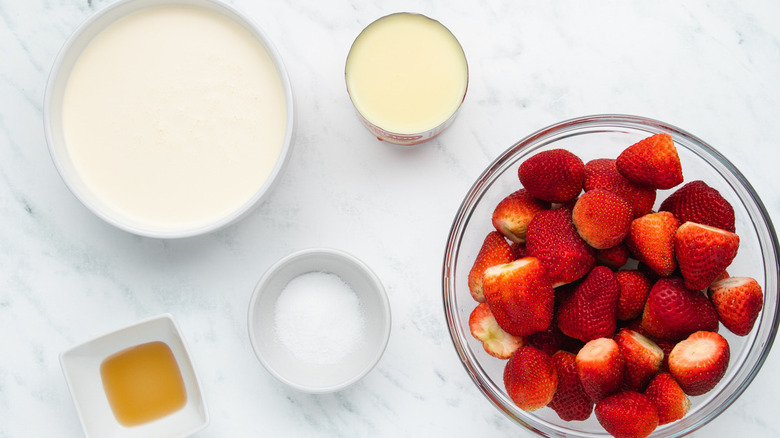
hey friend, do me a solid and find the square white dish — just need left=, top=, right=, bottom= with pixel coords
left=60, top=314, right=208, bottom=438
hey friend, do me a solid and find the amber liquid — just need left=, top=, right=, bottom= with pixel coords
left=100, top=341, right=187, bottom=426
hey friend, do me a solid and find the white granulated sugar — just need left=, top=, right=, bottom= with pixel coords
left=274, top=271, right=365, bottom=365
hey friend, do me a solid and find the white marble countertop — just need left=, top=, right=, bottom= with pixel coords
left=2, top=0, right=780, bottom=436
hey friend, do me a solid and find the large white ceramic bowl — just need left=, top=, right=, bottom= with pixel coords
left=44, top=0, right=295, bottom=238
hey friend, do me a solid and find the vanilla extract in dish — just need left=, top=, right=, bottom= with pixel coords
left=100, top=341, right=187, bottom=427
left=274, top=272, right=366, bottom=365
left=61, top=4, right=288, bottom=231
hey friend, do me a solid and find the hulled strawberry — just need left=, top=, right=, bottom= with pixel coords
left=616, top=133, right=683, bottom=190
left=549, top=351, right=594, bottom=421
left=641, top=277, right=719, bottom=340
left=492, top=189, right=550, bottom=243
left=626, top=212, right=680, bottom=277
left=660, top=180, right=736, bottom=232
left=557, top=266, right=620, bottom=342
left=526, top=208, right=596, bottom=286
left=644, top=372, right=691, bottom=425
left=615, top=270, right=652, bottom=321
left=576, top=337, right=625, bottom=402
left=675, top=222, right=739, bottom=291
left=595, top=391, right=659, bottom=438
left=482, top=257, right=554, bottom=337
left=572, top=189, right=633, bottom=249
left=584, top=158, right=656, bottom=218
left=503, top=347, right=558, bottom=411
left=469, top=303, right=524, bottom=359
left=518, top=149, right=585, bottom=203
left=596, top=242, right=630, bottom=270
left=668, top=331, right=730, bottom=396
left=614, top=328, right=663, bottom=391
left=468, top=231, right=515, bottom=302
left=709, top=277, right=764, bottom=336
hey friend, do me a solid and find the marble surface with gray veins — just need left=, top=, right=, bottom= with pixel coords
left=2, top=0, right=780, bottom=436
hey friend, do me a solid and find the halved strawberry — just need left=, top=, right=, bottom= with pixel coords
left=492, top=189, right=551, bottom=243
left=596, top=242, right=630, bottom=270
left=526, top=208, right=596, bottom=286
left=549, top=351, right=594, bottom=421
left=576, top=337, right=625, bottom=402
left=595, top=391, right=659, bottom=438
left=626, top=212, right=680, bottom=277
left=503, top=347, right=558, bottom=411
left=668, top=331, right=730, bottom=396
left=584, top=158, right=656, bottom=218
left=709, top=277, right=764, bottom=336
left=468, top=231, right=514, bottom=302
left=616, top=133, right=683, bottom=190
left=518, top=149, right=585, bottom=203
left=557, top=266, right=620, bottom=342
left=641, top=277, right=719, bottom=340
left=675, top=222, right=739, bottom=291
left=614, top=328, right=664, bottom=391
left=644, top=372, right=691, bottom=425
left=572, top=189, right=633, bottom=249
left=482, top=257, right=554, bottom=337
left=615, top=270, right=652, bottom=321
left=469, top=303, right=524, bottom=359
left=660, top=180, right=736, bottom=233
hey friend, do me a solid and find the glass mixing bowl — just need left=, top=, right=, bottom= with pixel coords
left=442, top=114, right=779, bottom=437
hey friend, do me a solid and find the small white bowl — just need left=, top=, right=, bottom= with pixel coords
left=60, top=314, right=209, bottom=438
left=43, top=0, right=295, bottom=239
left=247, top=248, right=391, bottom=393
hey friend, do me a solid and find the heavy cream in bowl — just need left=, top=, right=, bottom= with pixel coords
left=45, top=0, right=294, bottom=238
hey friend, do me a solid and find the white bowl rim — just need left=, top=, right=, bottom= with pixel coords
left=247, top=247, right=392, bottom=393
left=43, top=0, right=296, bottom=239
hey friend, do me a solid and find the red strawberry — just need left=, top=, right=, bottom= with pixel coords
left=614, top=328, right=664, bottom=391
left=712, top=269, right=730, bottom=283
left=584, top=158, right=656, bottom=218
left=644, top=372, right=691, bottom=425
left=596, top=242, right=630, bottom=270
left=527, top=323, right=584, bottom=357
left=595, top=391, right=659, bottom=438
left=660, top=180, right=736, bottom=233
left=518, top=149, right=585, bottom=203
left=616, top=133, right=683, bottom=190
left=615, top=270, right=652, bottom=321
left=576, top=337, right=625, bottom=402
left=468, top=231, right=514, bottom=302
left=627, top=212, right=680, bottom=277
left=572, top=189, right=633, bottom=249
left=668, top=331, right=730, bottom=396
left=557, top=266, right=620, bottom=342
left=492, top=189, right=550, bottom=243
left=655, top=338, right=676, bottom=372
left=526, top=208, right=596, bottom=286
left=641, top=277, right=719, bottom=340
left=469, top=303, right=524, bottom=359
left=675, top=222, right=740, bottom=290
left=709, top=277, right=764, bottom=336
left=510, top=241, right=527, bottom=259
left=549, top=351, right=594, bottom=421
left=482, top=257, right=554, bottom=337
left=503, top=347, right=558, bottom=411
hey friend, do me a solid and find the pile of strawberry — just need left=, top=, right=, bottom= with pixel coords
left=467, top=133, right=764, bottom=438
